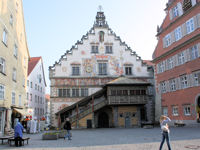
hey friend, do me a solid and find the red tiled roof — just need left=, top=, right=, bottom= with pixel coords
left=28, top=57, right=41, bottom=76
left=143, top=60, right=154, bottom=66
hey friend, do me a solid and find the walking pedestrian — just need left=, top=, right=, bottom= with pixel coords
left=63, top=118, right=72, bottom=140
left=14, top=119, right=24, bottom=147
left=159, top=115, right=172, bottom=150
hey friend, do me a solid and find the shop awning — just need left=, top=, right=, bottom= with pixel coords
left=14, top=108, right=31, bottom=116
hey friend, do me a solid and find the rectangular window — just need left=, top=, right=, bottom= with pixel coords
left=81, top=88, right=88, bottom=97
left=27, top=80, right=29, bottom=87
left=66, top=89, right=70, bottom=97
left=130, top=90, right=136, bottom=95
left=189, top=45, right=198, bottom=60
left=27, top=92, right=29, bottom=100
left=158, top=61, right=165, bottom=73
left=172, top=5, right=179, bottom=18
left=72, top=66, right=80, bottom=76
left=91, top=45, right=98, bottom=53
left=0, top=57, right=5, bottom=74
left=14, top=44, right=18, bottom=58
left=169, top=79, right=176, bottom=91
left=0, top=84, right=5, bottom=99
left=35, top=84, right=37, bottom=90
left=72, top=88, right=79, bottom=97
left=2, top=29, right=8, bottom=45
left=12, top=68, right=16, bottom=81
left=111, top=90, right=116, bottom=96
left=162, top=107, right=168, bottom=116
left=186, top=18, right=194, bottom=34
left=174, top=26, right=182, bottom=41
left=172, top=106, right=178, bottom=116
left=193, top=72, right=200, bottom=86
left=180, top=75, right=188, bottom=89
left=178, top=52, right=185, bottom=65
left=38, top=96, right=39, bottom=104
left=164, top=34, right=171, bottom=47
left=184, top=105, right=191, bottom=116
left=122, top=90, right=128, bottom=95
left=167, top=57, right=174, bottom=70
left=10, top=14, right=13, bottom=26
left=35, top=95, right=37, bottom=103
left=98, top=63, right=107, bottom=75
left=161, top=81, right=166, bottom=93
left=30, top=93, right=32, bottom=101
left=125, top=66, right=132, bottom=75
left=19, top=95, right=21, bottom=106
left=105, top=46, right=112, bottom=54
left=30, top=82, right=32, bottom=88
left=12, top=92, right=15, bottom=105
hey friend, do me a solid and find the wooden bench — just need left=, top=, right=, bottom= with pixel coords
left=8, top=137, right=30, bottom=146
left=0, top=136, right=13, bottom=144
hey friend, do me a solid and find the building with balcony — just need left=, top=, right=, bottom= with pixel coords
left=153, top=0, right=200, bottom=124
left=26, top=57, right=46, bottom=120
left=49, top=10, right=155, bottom=127
left=0, top=0, right=30, bottom=135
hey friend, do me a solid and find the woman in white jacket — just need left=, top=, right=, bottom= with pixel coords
left=159, top=115, right=172, bottom=150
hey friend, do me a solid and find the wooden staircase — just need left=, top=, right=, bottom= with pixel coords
left=70, top=100, right=107, bottom=124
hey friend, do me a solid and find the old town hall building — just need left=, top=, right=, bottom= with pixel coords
left=49, top=10, right=155, bottom=128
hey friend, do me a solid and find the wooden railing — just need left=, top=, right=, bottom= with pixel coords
left=70, top=100, right=107, bottom=123
left=108, top=95, right=147, bottom=105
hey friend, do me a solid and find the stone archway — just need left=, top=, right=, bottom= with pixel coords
left=196, top=96, right=200, bottom=122
left=98, top=112, right=109, bottom=128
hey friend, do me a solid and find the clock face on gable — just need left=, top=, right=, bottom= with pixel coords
left=86, top=65, right=92, bottom=73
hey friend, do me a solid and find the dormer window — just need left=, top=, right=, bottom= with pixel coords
left=164, top=34, right=171, bottom=47
left=91, top=45, right=98, bottom=53
left=172, top=5, right=179, bottom=18
left=124, top=64, right=133, bottom=75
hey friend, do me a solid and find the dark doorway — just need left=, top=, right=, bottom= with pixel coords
left=140, top=106, right=147, bottom=121
left=98, top=112, right=109, bottom=128
left=87, top=119, right=92, bottom=128
left=125, top=116, right=131, bottom=128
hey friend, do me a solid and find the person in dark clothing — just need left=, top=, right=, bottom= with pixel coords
left=14, top=119, right=24, bottom=147
left=64, top=118, right=72, bottom=140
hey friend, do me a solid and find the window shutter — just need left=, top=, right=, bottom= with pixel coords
left=190, top=74, right=194, bottom=87
left=166, top=81, right=170, bottom=92
left=191, top=0, right=196, bottom=6
left=177, top=2, right=183, bottom=16
left=184, top=49, right=189, bottom=62
left=177, top=77, right=181, bottom=90
left=187, top=74, right=192, bottom=87
left=169, top=9, right=173, bottom=20
left=165, top=59, right=169, bottom=71
left=186, top=48, right=190, bottom=62
left=193, top=16, right=198, bottom=30
left=171, top=31, right=175, bottom=43
left=163, top=37, right=166, bottom=48
left=197, top=13, right=200, bottom=28
left=198, top=43, right=200, bottom=57
left=181, top=23, right=187, bottom=37
left=156, top=64, right=159, bottom=74
left=174, top=55, right=178, bottom=67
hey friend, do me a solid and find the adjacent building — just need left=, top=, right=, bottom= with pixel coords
left=49, top=10, right=155, bottom=127
left=153, top=0, right=200, bottom=124
left=45, top=94, right=50, bottom=126
left=0, top=0, right=30, bottom=135
left=27, top=57, right=46, bottom=120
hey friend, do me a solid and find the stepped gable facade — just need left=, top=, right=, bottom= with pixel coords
left=153, top=0, right=200, bottom=124
left=49, top=10, right=155, bottom=127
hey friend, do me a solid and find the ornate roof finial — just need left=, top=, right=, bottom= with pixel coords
left=98, top=5, right=103, bottom=12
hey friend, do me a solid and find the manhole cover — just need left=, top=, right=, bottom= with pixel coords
left=184, top=145, right=200, bottom=149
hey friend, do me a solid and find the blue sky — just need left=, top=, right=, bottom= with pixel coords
left=23, top=0, right=167, bottom=94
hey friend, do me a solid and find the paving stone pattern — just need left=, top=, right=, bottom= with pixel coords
left=1, top=126, right=200, bottom=150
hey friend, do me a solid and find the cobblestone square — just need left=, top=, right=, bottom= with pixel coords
left=0, top=126, right=200, bottom=150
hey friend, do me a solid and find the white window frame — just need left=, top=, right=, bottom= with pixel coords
left=12, top=92, right=15, bottom=105
left=81, top=88, right=88, bottom=97
left=98, top=62, right=107, bottom=75
left=165, top=34, right=171, bottom=47
left=12, top=68, right=16, bottom=81
left=91, top=45, right=98, bottom=53
left=180, top=75, right=188, bottom=89
left=172, top=106, right=179, bottom=116
left=186, top=18, right=194, bottom=34
left=169, top=79, right=176, bottom=91
left=125, top=66, right=132, bottom=75
left=0, top=57, right=5, bottom=74
left=0, top=84, right=5, bottom=100
left=190, top=45, right=198, bottom=60
left=167, top=57, right=174, bottom=70
left=19, top=95, right=21, bottom=106
left=173, top=5, right=179, bottom=18
left=184, top=105, right=191, bottom=116
left=105, top=45, right=112, bottom=54
left=161, top=81, right=166, bottom=93
left=178, top=52, right=185, bottom=65
left=193, top=72, right=200, bottom=86
left=72, top=66, right=80, bottom=76
left=14, top=44, right=18, bottom=58
left=174, top=26, right=182, bottom=41
left=2, top=29, right=8, bottom=45
left=162, top=107, right=168, bottom=116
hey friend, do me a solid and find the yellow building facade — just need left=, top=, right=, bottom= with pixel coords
left=0, top=0, right=29, bottom=136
